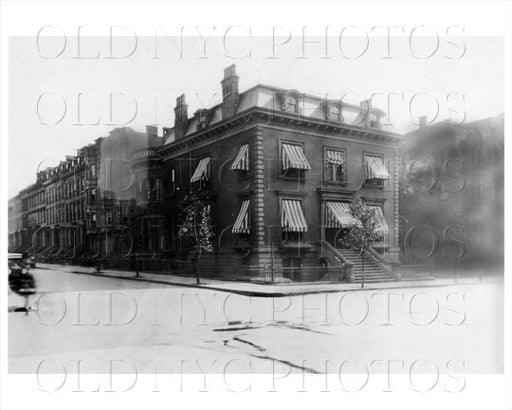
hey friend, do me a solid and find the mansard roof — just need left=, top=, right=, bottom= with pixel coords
left=163, top=83, right=397, bottom=145
left=157, top=83, right=400, bottom=160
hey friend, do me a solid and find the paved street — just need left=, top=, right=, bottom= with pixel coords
left=9, top=267, right=504, bottom=375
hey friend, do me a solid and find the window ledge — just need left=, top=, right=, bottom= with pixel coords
left=280, top=241, right=313, bottom=250
left=278, top=175, right=307, bottom=183
left=324, top=180, right=348, bottom=187
left=363, top=182, right=385, bottom=189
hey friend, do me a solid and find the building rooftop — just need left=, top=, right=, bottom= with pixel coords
left=160, top=65, right=399, bottom=146
left=406, top=114, right=504, bottom=146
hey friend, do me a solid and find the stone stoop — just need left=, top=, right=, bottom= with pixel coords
left=340, top=249, right=393, bottom=283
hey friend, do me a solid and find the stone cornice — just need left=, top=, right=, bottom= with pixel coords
left=131, top=156, right=163, bottom=170
left=360, top=196, right=387, bottom=204
left=316, top=188, right=358, bottom=199
left=157, top=107, right=402, bottom=159
left=275, top=190, right=309, bottom=198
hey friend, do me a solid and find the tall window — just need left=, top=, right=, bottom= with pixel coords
left=364, top=153, right=390, bottom=187
left=281, top=142, right=311, bottom=178
left=365, top=203, right=388, bottom=242
left=280, top=198, right=308, bottom=242
left=190, top=157, right=210, bottom=184
left=324, top=148, right=346, bottom=183
left=230, top=144, right=250, bottom=172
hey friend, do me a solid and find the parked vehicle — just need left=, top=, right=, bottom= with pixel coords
left=8, top=253, right=24, bottom=270
left=8, top=253, right=36, bottom=314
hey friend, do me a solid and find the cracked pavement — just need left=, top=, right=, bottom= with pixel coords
left=8, top=267, right=504, bottom=374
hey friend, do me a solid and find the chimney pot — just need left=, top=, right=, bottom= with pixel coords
left=221, top=65, right=240, bottom=119
left=176, top=94, right=186, bottom=108
left=224, top=64, right=237, bottom=79
left=174, top=94, right=188, bottom=140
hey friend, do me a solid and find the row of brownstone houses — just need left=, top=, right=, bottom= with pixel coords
left=8, top=65, right=504, bottom=282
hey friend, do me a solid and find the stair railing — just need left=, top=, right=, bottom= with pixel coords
left=317, top=241, right=354, bottom=282
left=365, top=247, right=401, bottom=280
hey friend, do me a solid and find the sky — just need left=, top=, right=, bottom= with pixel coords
left=8, top=35, right=504, bottom=197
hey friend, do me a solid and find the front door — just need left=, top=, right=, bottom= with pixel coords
left=326, top=228, right=350, bottom=248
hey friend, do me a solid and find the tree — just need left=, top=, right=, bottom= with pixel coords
left=177, top=194, right=214, bottom=284
left=340, top=196, right=382, bottom=288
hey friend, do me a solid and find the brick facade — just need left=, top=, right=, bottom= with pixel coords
left=9, top=65, right=403, bottom=281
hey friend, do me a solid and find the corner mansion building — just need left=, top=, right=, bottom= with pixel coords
left=9, top=65, right=403, bottom=283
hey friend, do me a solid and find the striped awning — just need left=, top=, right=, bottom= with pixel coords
left=232, top=200, right=250, bottom=234
left=326, top=149, right=345, bottom=165
left=281, top=199, right=308, bottom=232
left=365, top=155, right=390, bottom=180
left=282, top=143, right=311, bottom=171
left=190, top=157, right=210, bottom=183
left=367, top=205, right=389, bottom=235
left=325, top=201, right=360, bottom=228
left=230, top=144, right=249, bottom=171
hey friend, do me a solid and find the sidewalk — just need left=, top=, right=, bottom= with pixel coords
left=37, top=263, right=496, bottom=297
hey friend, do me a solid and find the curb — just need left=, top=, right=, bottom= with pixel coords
left=49, top=267, right=494, bottom=298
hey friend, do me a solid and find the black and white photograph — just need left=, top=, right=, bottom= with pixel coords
left=0, top=1, right=510, bottom=410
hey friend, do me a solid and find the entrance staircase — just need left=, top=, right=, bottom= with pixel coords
left=340, top=248, right=393, bottom=283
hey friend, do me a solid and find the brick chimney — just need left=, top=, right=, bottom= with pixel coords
left=221, top=64, right=239, bottom=119
left=146, top=125, right=158, bottom=137
left=174, top=94, right=188, bottom=140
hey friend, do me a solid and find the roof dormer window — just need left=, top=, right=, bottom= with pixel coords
left=278, top=91, right=302, bottom=114
left=325, top=102, right=343, bottom=122
left=196, top=109, right=210, bottom=130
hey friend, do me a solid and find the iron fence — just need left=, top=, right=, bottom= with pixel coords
left=37, top=256, right=348, bottom=284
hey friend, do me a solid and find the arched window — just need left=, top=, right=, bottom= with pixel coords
left=326, top=104, right=341, bottom=121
